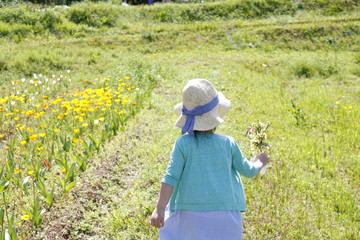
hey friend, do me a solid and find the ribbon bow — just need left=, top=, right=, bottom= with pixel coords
left=182, top=95, right=219, bottom=135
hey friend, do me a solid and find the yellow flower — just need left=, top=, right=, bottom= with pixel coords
left=39, top=133, right=46, bottom=138
left=335, top=101, right=340, bottom=104
left=62, top=169, right=67, bottom=174
left=40, top=124, right=47, bottom=128
left=28, top=170, right=34, bottom=175
left=14, top=117, right=20, bottom=121
left=27, top=127, right=34, bottom=133
left=99, top=117, right=105, bottom=122
left=0, top=134, right=4, bottom=138
left=20, top=140, right=27, bottom=145
left=21, top=215, right=30, bottom=221
left=57, top=114, right=65, bottom=119
left=74, top=129, right=80, bottom=133
left=29, top=135, right=37, bottom=141
left=72, top=138, right=83, bottom=143
left=82, top=123, right=88, bottom=127
left=14, top=169, right=21, bottom=174
left=54, top=128, right=60, bottom=133
left=5, top=146, right=10, bottom=151
left=37, top=147, right=43, bottom=152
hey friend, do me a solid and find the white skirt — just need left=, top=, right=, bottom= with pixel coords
left=159, top=210, right=243, bottom=240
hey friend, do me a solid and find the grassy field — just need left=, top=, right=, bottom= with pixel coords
left=0, top=0, right=359, bottom=239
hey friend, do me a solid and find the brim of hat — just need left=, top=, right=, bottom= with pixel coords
left=174, top=92, right=231, bottom=131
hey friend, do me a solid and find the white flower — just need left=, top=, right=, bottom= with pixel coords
left=10, top=101, right=15, bottom=105
left=33, top=74, right=37, bottom=79
left=66, top=70, right=71, bottom=73
left=52, top=75, right=56, bottom=78
left=69, top=79, right=72, bottom=82
left=30, top=80, right=34, bottom=84
left=45, top=78, right=49, bottom=82
left=21, top=78, right=26, bottom=82
left=94, top=120, right=99, bottom=125
left=39, top=74, right=42, bottom=78
left=53, top=81, right=56, bottom=85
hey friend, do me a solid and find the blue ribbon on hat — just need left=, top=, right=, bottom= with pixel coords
left=182, top=95, right=219, bottom=135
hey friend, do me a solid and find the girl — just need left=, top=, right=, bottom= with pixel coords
left=151, top=79, right=269, bottom=240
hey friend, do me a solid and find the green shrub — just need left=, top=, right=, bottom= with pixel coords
left=66, top=3, right=118, bottom=28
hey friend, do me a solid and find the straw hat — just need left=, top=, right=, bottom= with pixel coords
left=174, top=79, right=231, bottom=132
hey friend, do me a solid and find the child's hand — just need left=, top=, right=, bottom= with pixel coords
left=151, top=207, right=165, bottom=228
left=256, top=152, right=270, bottom=169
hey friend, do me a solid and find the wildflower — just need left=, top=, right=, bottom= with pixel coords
left=82, top=123, right=88, bottom=127
left=37, top=147, right=44, bottom=152
left=72, top=138, right=83, bottom=143
left=62, top=169, right=67, bottom=174
left=99, top=117, right=105, bottom=122
left=5, top=146, right=10, bottom=151
left=27, top=127, right=34, bottom=133
left=0, top=134, right=4, bottom=138
left=94, top=120, right=99, bottom=125
left=335, top=101, right=340, bottom=105
left=29, top=135, right=37, bottom=141
left=39, top=133, right=46, bottom=138
left=21, top=215, right=30, bottom=221
left=74, top=129, right=80, bottom=133
left=14, top=169, right=21, bottom=174
left=54, top=128, right=60, bottom=133
left=20, top=141, right=27, bottom=145
left=133, top=102, right=138, bottom=107
left=28, top=170, right=34, bottom=175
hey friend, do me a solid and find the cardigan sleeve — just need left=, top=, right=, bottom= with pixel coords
left=162, top=138, right=186, bottom=187
left=231, top=138, right=259, bottom=178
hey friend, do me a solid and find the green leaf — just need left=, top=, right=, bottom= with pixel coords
left=0, top=209, right=4, bottom=226
left=56, top=177, right=65, bottom=189
left=0, top=181, right=9, bottom=192
left=63, top=140, right=71, bottom=152
left=65, top=182, right=77, bottom=192
left=22, top=176, right=30, bottom=194
left=45, top=189, right=54, bottom=207
left=35, top=179, right=47, bottom=198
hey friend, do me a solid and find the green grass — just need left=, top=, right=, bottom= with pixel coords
left=0, top=0, right=359, bottom=239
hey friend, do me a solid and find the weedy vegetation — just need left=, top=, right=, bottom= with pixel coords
left=0, top=0, right=359, bottom=239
